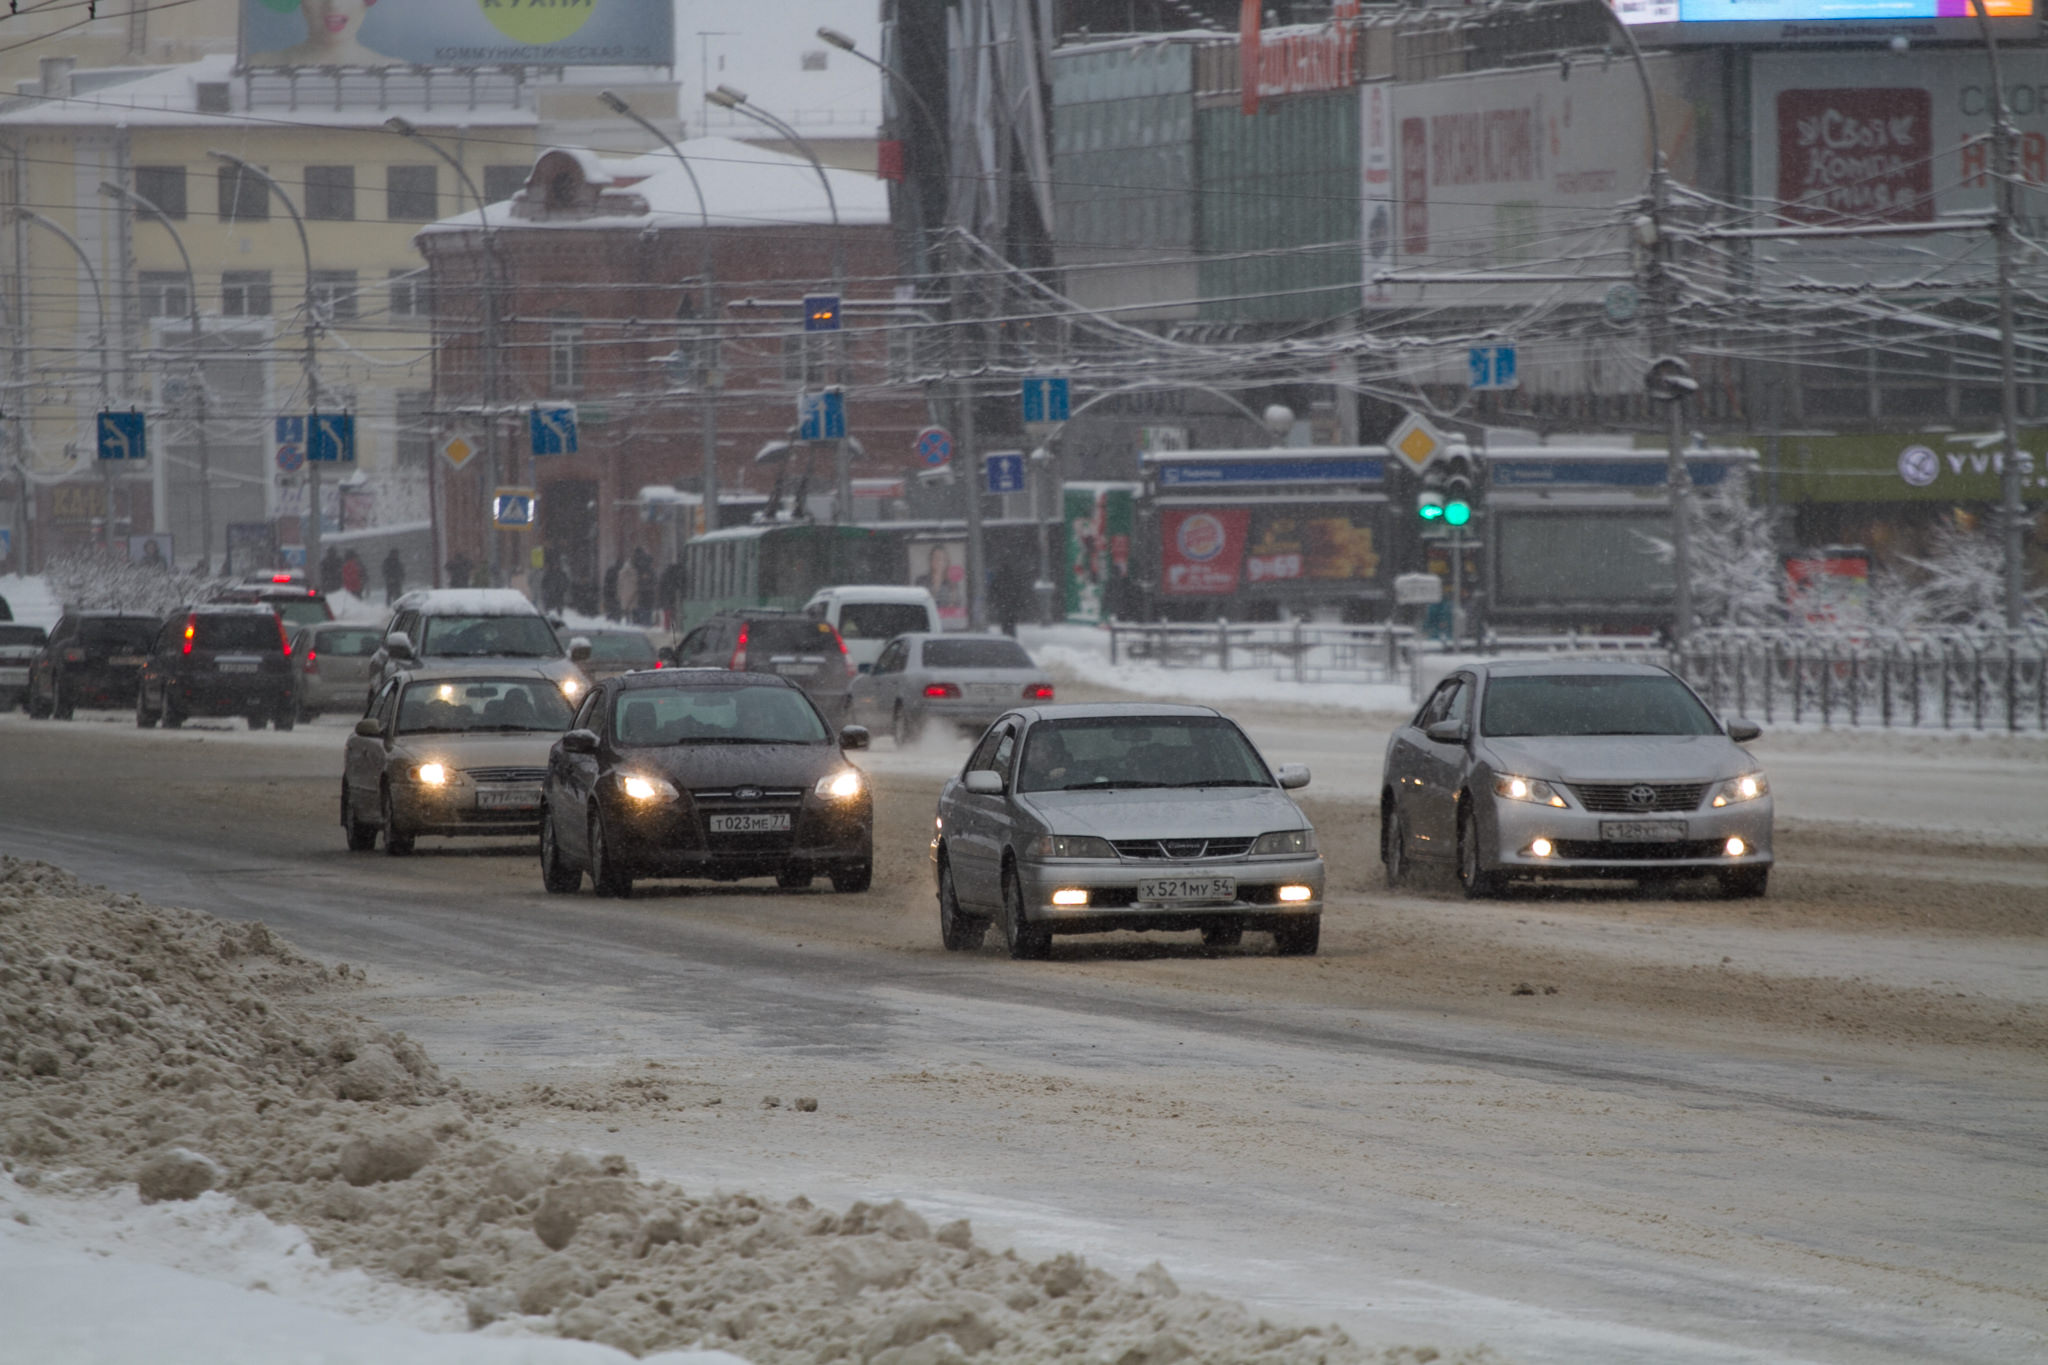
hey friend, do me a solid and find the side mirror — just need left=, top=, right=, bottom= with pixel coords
left=963, top=769, right=1005, bottom=796
left=1425, top=720, right=1468, bottom=745
left=1725, top=718, right=1762, bottom=743
left=353, top=717, right=384, bottom=739
left=839, top=724, right=871, bottom=751
left=857, top=662, right=872, bottom=674
left=657, top=646, right=678, bottom=666
left=384, top=630, right=414, bottom=660
left=559, top=728, right=599, bottom=755
left=1274, top=763, right=1311, bottom=790
left=568, top=636, right=592, bottom=663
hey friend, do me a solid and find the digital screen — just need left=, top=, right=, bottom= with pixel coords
left=1614, top=0, right=2034, bottom=36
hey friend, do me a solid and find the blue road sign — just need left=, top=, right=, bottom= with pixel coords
left=798, top=390, right=846, bottom=442
left=309, top=413, right=355, bottom=463
left=802, top=294, right=842, bottom=332
left=915, top=426, right=953, bottom=467
left=492, top=489, right=538, bottom=529
left=1020, top=376, right=1071, bottom=424
left=529, top=405, right=579, bottom=456
left=97, top=410, right=147, bottom=462
left=274, top=415, right=306, bottom=472
left=1468, top=345, right=1518, bottom=391
left=985, top=451, right=1026, bottom=495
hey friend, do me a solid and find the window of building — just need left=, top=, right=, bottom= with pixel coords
left=386, top=164, right=438, bottom=221
left=138, top=271, right=190, bottom=319
left=132, top=165, right=186, bottom=219
left=221, top=270, right=272, bottom=317
left=217, top=164, right=269, bottom=222
left=304, top=165, right=355, bottom=221
left=311, top=269, right=359, bottom=323
left=387, top=268, right=432, bottom=322
left=483, top=164, right=528, bottom=205
left=549, top=314, right=585, bottom=393
left=394, top=390, right=433, bottom=468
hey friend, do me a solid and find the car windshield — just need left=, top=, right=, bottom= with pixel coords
left=79, top=619, right=156, bottom=650
left=192, top=615, right=282, bottom=652
left=314, top=627, right=383, bottom=657
left=923, top=638, right=1033, bottom=669
left=273, top=598, right=329, bottom=626
left=0, top=625, right=46, bottom=647
left=586, top=633, right=657, bottom=664
left=612, top=684, right=828, bottom=746
left=836, top=602, right=930, bottom=640
left=419, top=614, right=561, bottom=658
left=745, top=619, right=839, bottom=655
left=396, top=678, right=574, bottom=735
left=1480, top=674, right=1719, bottom=737
left=1017, top=716, right=1272, bottom=792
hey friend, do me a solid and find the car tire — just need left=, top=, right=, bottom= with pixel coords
left=937, top=856, right=986, bottom=951
left=381, top=786, right=415, bottom=856
left=830, top=860, right=872, bottom=894
left=26, top=683, right=48, bottom=719
left=246, top=712, right=267, bottom=730
left=892, top=703, right=922, bottom=748
left=588, top=808, right=631, bottom=898
left=1201, top=920, right=1244, bottom=949
left=135, top=688, right=156, bottom=729
left=1382, top=801, right=1408, bottom=890
left=342, top=783, right=377, bottom=853
left=1272, top=915, right=1321, bottom=957
left=1001, top=864, right=1051, bottom=961
left=539, top=810, right=581, bottom=893
left=52, top=677, right=72, bottom=720
left=273, top=705, right=295, bottom=732
left=161, top=694, right=184, bottom=729
left=1457, top=803, right=1504, bottom=899
left=776, top=867, right=813, bottom=891
left=1719, top=866, right=1769, bottom=899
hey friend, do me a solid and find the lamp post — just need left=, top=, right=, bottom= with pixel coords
left=817, top=26, right=946, bottom=280
left=599, top=91, right=723, bottom=540
left=207, top=151, right=323, bottom=579
left=100, top=180, right=214, bottom=570
left=11, top=208, right=115, bottom=548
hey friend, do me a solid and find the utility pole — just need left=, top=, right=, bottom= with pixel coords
left=1971, top=0, right=2029, bottom=630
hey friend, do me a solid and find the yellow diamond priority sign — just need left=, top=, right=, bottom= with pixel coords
left=438, top=430, right=480, bottom=472
left=1388, top=413, right=1446, bottom=474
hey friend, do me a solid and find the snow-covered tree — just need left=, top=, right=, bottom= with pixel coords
left=1900, top=518, right=2038, bottom=632
left=1684, top=468, right=1786, bottom=629
left=45, top=548, right=229, bottom=618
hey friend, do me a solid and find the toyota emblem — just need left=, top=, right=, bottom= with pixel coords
left=1626, top=784, right=1658, bottom=808
left=735, top=786, right=762, bottom=801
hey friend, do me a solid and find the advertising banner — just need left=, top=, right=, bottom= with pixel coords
left=908, top=538, right=969, bottom=629
left=1242, top=509, right=1381, bottom=588
left=1062, top=484, right=1136, bottom=623
left=1160, top=507, right=1252, bottom=596
left=240, top=0, right=675, bottom=71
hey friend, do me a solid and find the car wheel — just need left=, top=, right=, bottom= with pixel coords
left=161, top=694, right=184, bottom=729
left=273, top=705, right=295, bottom=732
left=830, top=860, right=872, bottom=894
left=52, top=677, right=72, bottom=720
left=937, top=855, right=986, bottom=951
left=588, top=808, right=631, bottom=898
left=539, top=809, right=581, bottom=893
left=26, top=683, right=48, bottom=719
left=1457, top=802, right=1504, bottom=899
left=1382, top=801, right=1408, bottom=890
left=776, top=866, right=813, bottom=891
left=1201, top=920, right=1244, bottom=949
left=1000, top=864, right=1051, bottom=961
left=342, top=783, right=377, bottom=853
left=1272, top=915, right=1321, bottom=957
left=246, top=711, right=267, bottom=730
left=892, top=703, right=922, bottom=748
left=380, top=785, right=415, bottom=856
left=1719, top=866, right=1769, bottom=899
left=135, top=688, right=156, bottom=729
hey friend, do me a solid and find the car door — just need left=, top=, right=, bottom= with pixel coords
left=35, top=616, right=71, bottom=705
left=346, top=679, right=400, bottom=807
left=948, top=718, right=1019, bottom=910
left=140, top=618, right=176, bottom=712
left=1408, top=674, right=1475, bottom=856
left=548, top=688, right=607, bottom=859
left=855, top=638, right=904, bottom=727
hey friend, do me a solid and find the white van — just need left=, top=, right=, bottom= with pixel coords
left=803, top=586, right=943, bottom=672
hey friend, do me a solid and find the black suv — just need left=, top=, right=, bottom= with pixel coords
left=209, top=574, right=333, bottom=629
left=26, top=611, right=159, bottom=718
left=666, top=610, right=854, bottom=722
left=136, top=605, right=296, bottom=730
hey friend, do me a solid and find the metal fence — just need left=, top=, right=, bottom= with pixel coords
left=1106, top=619, right=1414, bottom=685
left=1677, top=629, right=2048, bottom=732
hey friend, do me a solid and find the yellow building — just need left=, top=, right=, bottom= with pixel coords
left=0, top=0, right=239, bottom=92
left=0, top=53, right=676, bottom=573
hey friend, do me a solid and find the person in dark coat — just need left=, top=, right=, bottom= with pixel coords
left=542, top=559, right=571, bottom=614
left=340, top=549, right=366, bottom=596
left=602, top=559, right=622, bottom=621
left=381, top=548, right=405, bottom=604
left=319, top=546, right=343, bottom=594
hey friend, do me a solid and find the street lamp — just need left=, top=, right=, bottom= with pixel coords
left=207, top=150, right=324, bottom=579
left=100, top=180, right=215, bottom=570
left=11, top=208, right=116, bottom=549
left=816, top=26, right=947, bottom=279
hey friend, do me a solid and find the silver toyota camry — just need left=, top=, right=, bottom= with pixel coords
left=931, top=703, right=1324, bottom=958
left=1381, top=659, right=1773, bottom=897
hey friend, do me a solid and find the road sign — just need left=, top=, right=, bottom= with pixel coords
left=438, top=430, right=481, bottom=472
left=96, top=410, right=147, bottom=462
left=802, top=294, right=842, bottom=332
left=798, top=389, right=846, bottom=442
left=1394, top=572, right=1443, bottom=606
left=529, top=404, right=579, bottom=456
left=1386, top=412, right=1446, bottom=474
left=1020, top=376, right=1070, bottom=424
left=985, top=451, right=1025, bottom=495
left=1467, top=345, right=1518, bottom=391
left=275, top=442, right=305, bottom=473
left=309, top=413, right=355, bottom=463
left=915, top=426, right=953, bottom=468
left=492, top=488, right=538, bottom=529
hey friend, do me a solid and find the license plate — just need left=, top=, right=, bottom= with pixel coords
left=1601, top=820, right=1686, bottom=842
left=1137, top=876, right=1237, bottom=903
left=476, top=788, right=541, bottom=810
left=111, top=655, right=147, bottom=667
left=775, top=661, right=818, bottom=676
left=217, top=661, right=258, bottom=674
left=969, top=683, right=1012, bottom=703
left=709, top=811, right=792, bottom=833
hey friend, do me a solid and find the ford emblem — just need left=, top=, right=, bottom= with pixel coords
left=735, top=786, right=762, bottom=801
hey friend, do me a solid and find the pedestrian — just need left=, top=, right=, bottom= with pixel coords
left=446, top=553, right=473, bottom=589
left=616, top=554, right=641, bottom=626
left=602, top=558, right=622, bottom=621
left=631, top=546, right=656, bottom=625
left=542, top=557, right=571, bottom=614
left=340, top=548, right=365, bottom=597
left=656, top=558, right=686, bottom=631
left=381, top=548, right=405, bottom=604
left=319, top=545, right=343, bottom=594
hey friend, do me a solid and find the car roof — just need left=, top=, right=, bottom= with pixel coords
left=899, top=631, right=1019, bottom=643
left=616, top=668, right=795, bottom=691
left=66, top=609, right=159, bottom=620
left=809, top=586, right=937, bottom=603
left=1465, top=658, right=1675, bottom=680
left=390, top=588, right=544, bottom=616
left=390, top=664, right=563, bottom=685
left=1010, top=701, right=1222, bottom=723
left=178, top=602, right=282, bottom=616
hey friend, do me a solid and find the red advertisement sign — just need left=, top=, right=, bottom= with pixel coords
left=1777, top=88, right=1933, bottom=224
left=1160, top=508, right=1251, bottom=596
left=1239, top=0, right=1358, bottom=116
left=1400, top=117, right=1429, bottom=255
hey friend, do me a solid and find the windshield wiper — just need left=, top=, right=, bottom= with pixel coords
left=1160, top=779, right=1270, bottom=788
left=1059, top=779, right=1163, bottom=790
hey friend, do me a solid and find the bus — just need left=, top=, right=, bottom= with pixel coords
left=679, top=524, right=896, bottom=633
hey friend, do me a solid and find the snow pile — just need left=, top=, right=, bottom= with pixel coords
left=0, top=859, right=1489, bottom=1365
left=1019, top=624, right=1413, bottom=714
left=42, top=548, right=233, bottom=619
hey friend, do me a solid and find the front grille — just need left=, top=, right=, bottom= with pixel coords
left=691, top=787, right=805, bottom=803
left=1552, top=839, right=1725, bottom=861
left=465, top=766, right=548, bottom=784
left=1111, top=836, right=1256, bottom=861
left=1568, top=782, right=1708, bottom=814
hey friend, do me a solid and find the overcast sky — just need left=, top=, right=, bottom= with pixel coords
left=675, top=0, right=883, bottom=139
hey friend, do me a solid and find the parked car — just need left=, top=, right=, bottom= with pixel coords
left=930, top=703, right=1323, bottom=959
left=26, top=610, right=159, bottom=718
left=1379, top=659, right=1773, bottom=898
left=538, top=670, right=872, bottom=898
left=210, top=574, right=333, bottom=629
left=290, top=621, right=386, bottom=720
left=568, top=625, right=663, bottom=684
left=342, top=668, right=577, bottom=854
left=849, top=632, right=1054, bottom=745
left=369, top=588, right=588, bottom=702
left=0, top=623, right=49, bottom=710
left=663, top=609, right=854, bottom=722
left=802, top=586, right=943, bottom=673
left=135, top=604, right=297, bottom=730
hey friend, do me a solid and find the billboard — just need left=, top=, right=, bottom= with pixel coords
left=1061, top=484, right=1136, bottom=624
left=240, top=0, right=675, bottom=70
left=1613, top=0, right=2035, bottom=45
left=1159, top=505, right=1384, bottom=597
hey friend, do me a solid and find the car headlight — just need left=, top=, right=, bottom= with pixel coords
left=1494, top=774, right=1567, bottom=807
left=1250, top=829, right=1317, bottom=856
left=1710, top=772, right=1768, bottom=807
left=1030, top=834, right=1116, bottom=859
left=618, top=774, right=678, bottom=802
left=815, top=769, right=864, bottom=800
left=413, top=762, right=449, bottom=786
left=559, top=676, right=582, bottom=699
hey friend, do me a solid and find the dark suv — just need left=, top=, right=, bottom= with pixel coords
left=209, top=575, right=333, bottom=630
left=665, top=610, right=854, bottom=722
left=135, top=605, right=297, bottom=730
left=26, top=611, right=159, bottom=718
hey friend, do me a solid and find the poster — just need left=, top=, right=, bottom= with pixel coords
left=1243, top=510, right=1380, bottom=586
left=240, top=0, right=674, bottom=71
left=1159, top=507, right=1251, bottom=597
left=1062, top=484, right=1135, bottom=622
left=909, top=538, right=968, bottom=628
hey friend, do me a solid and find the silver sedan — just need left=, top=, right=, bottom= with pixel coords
left=849, top=632, right=1054, bottom=746
left=1380, top=660, right=1773, bottom=897
left=931, top=703, right=1324, bottom=959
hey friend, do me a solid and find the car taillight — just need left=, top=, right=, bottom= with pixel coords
left=1024, top=683, right=1054, bottom=700
left=729, top=623, right=748, bottom=672
left=276, top=615, right=293, bottom=656
left=924, top=682, right=960, bottom=699
left=181, top=614, right=197, bottom=655
left=304, top=649, right=319, bottom=674
left=653, top=659, right=665, bottom=669
left=63, top=648, right=85, bottom=664
left=837, top=630, right=853, bottom=677
left=270, top=574, right=292, bottom=583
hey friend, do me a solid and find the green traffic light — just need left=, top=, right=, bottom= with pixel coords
left=1444, top=500, right=1472, bottom=527
left=1418, top=503, right=1444, bottom=521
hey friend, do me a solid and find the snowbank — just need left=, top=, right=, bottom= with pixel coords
left=1018, top=623, right=1413, bottom=715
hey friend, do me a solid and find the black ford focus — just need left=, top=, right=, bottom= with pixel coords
left=539, top=670, right=873, bottom=898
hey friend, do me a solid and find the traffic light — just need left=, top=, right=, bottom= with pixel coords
left=802, top=293, right=842, bottom=332
left=1417, top=490, right=1445, bottom=522
left=1441, top=449, right=1477, bottom=527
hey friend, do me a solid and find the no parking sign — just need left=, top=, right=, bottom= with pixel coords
left=915, top=426, right=952, bottom=468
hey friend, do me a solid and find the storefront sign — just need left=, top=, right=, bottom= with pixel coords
left=1157, top=457, right=1383, bottom=487
left=240, top=0, right=673, bottom=70
left=1773, top=430, right=2046, bottom=503
left=1239, top=0, right=1358, bottom=116
left=1776, top=87, right=1933, bottom=224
